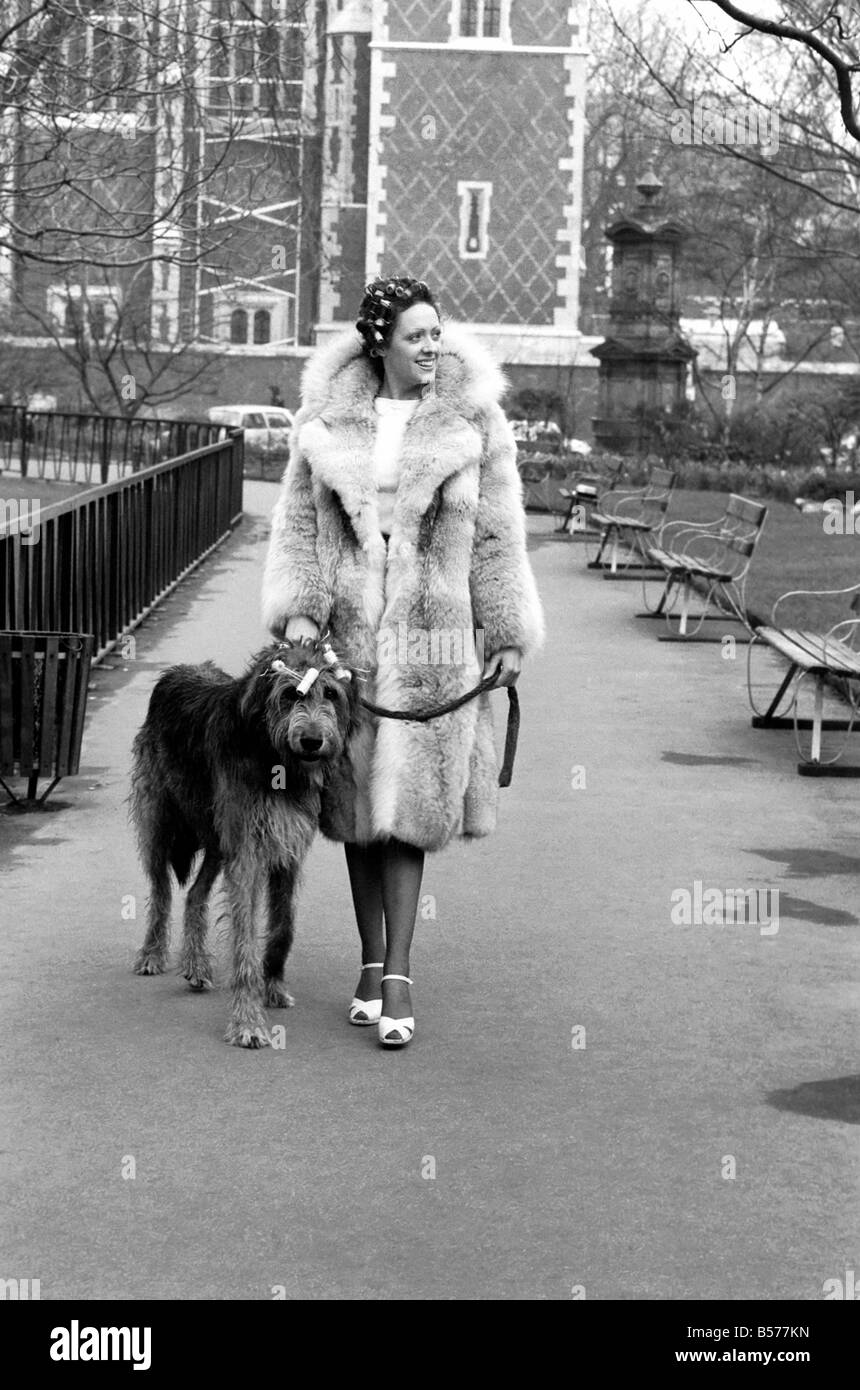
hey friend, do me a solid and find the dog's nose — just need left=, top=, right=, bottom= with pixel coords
left=300, top=735, right=323, bottom=753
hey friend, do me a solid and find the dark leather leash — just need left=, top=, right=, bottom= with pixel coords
left=358, top=672, right=520, bottom=788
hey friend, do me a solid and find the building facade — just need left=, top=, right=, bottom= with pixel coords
left=0, top=1, right=589, bottom=413
left=318, top=0, right=588, bottom=365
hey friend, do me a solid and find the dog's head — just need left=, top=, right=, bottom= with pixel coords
left=240, top=638, right=361, bottom=766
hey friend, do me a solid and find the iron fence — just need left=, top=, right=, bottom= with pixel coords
left=0, top=406, right=227, bottom=486
left=0, top=434, right=244, bottom=661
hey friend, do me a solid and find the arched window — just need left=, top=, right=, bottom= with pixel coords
left=253, top=308, right=271, bottom=344
left=230, top=307, right=248, bottom=344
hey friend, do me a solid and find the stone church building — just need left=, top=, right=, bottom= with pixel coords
left=0, top=1, right=589, bottom=414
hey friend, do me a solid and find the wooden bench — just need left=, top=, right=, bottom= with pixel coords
left=747, top=581, right=860, bottom=774
left=640, top=494, right=767, bottom=640
left=587, top=466, right=677, bottom=575
left=555, top=457, right=624, bottom=537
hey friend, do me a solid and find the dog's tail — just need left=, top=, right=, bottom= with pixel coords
left=130, top=731, right=201, bottom=887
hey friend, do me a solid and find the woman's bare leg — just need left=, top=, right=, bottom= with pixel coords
left=380, top=836, right=424, bottom=1021
left=344, top=842, right=386, bottom=1008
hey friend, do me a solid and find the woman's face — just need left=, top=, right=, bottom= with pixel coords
left=379, top=302, right=442, bottom=398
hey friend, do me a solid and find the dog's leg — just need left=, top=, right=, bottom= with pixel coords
left=180, top=848, right=221, bottom=991
left=133, top=844, right=173, bottom=976
left=224, top=863, right=271, bottom=1049
left=263, top=864, right=298, bottom=1009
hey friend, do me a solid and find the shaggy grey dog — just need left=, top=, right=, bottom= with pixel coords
left=131, top=640, right=359, bottom=1048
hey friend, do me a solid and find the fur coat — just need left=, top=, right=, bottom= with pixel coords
left=261, top=322, right=545, bottom=852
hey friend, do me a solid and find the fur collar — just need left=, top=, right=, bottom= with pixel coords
left=297, top=320, right=508, bottom=424
left=292, top=322, right=510, bottom=544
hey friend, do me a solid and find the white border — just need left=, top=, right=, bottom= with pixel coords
left=370, top=42, right=587, bottom=54
left=365, top=2, right=395, bottom=278
left=555, top=51, right=586, bottom=328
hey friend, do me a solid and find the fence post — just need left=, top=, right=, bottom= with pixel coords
left=99, top=417, right=111, bottom=485
left=20, top=408, right=29, bottom=478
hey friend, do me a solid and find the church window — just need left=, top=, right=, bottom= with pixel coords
left=457, top=182, right=492, bottom=259
left=453, top=0, right=510, bottom=42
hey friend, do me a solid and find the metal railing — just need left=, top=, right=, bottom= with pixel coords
left=0, top=434, right=244, bottom=661
left=0, top=406, right=226, bottom=486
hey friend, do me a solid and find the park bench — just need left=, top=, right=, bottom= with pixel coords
left=639, top=494, right=767, bottom=640
left=747, top=581, right=860, bottom=775
left=555, top=456, right=625, bottom=536
left=587, top=465, right=677, bottom=574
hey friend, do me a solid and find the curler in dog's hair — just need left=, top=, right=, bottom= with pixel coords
left=296, top=667, right=321, bottom=695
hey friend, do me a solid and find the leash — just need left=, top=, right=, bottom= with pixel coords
left=274, top=636, right=521, bottom=788
left=359, top=672, right=521, bottom=788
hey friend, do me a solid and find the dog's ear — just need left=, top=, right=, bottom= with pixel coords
left=239, top=664, right=268, bottom=722
left=342, top=669, right=364, bottom=735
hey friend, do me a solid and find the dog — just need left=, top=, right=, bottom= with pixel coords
left=130, top=639, right=359, bottom=1047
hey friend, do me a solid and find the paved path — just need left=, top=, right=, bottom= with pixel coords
left=1, top=483, right=857, bottom=1301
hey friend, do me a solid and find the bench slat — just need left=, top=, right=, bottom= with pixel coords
left=727, top=494, right=767, bottom=524
left=757, top=626, right=860, bottom=675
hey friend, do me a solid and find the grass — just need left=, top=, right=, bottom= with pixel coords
left=663, top=490, right=860, bottom=631
left=0, top=473, right=90, bottom=506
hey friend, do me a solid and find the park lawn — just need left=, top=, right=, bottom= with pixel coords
left=665, top=489, right=860, bottom=631
left=0, top=474, right=89, bottom=506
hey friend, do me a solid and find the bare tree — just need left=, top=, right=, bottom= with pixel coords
left=695, top=0, right=860, bottom=143
left=584, top=1, right=860, bottom=451
left=0, top=0, right=323, bottom=416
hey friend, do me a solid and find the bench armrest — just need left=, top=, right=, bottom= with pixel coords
left=655, top=516, right=724, bottom=550
left=772, top=581, right=860, bottom=626
left=677, top=529, right=732, bottom=567
left=597, top=484, right=648, bottom=518
left=825, top=617, right=860, bottom=646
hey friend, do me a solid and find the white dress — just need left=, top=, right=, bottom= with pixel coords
left=373, top=396, right=419, bottom=539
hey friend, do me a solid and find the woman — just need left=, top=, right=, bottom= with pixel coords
left=261, top=275, right=544, bottom=1047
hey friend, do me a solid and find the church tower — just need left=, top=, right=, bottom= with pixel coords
left=317, top=1, right=587, bottom=362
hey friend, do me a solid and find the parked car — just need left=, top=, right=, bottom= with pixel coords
left=206, top=404, right=294, bottom=453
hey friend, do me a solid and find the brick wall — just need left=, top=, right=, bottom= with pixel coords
left=378, top=50, right=571, bottom=325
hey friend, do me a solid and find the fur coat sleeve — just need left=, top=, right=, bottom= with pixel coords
left=471, top=402, right=546, bottom=659
left=263, top=440, right=332, bottom=636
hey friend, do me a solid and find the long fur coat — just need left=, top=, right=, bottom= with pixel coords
left=261, top=322, right=545, bottom=852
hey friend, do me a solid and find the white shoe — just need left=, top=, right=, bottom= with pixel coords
left=348, top=962, right=383, bottom=1026
left=378, top=974, right=414, bottom=1048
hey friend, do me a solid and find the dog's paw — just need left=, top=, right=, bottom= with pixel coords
left=264, top=980, right=295, bottom=1009
left=225, top=1021, right=272, bottom=1049
left=181, top=956, right=214, bottom=992
left=134, top=950, right=167, bottom=976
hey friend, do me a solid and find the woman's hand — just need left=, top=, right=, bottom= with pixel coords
left=482, top=646, right=522, bottom=688
left=283, top=615, right=320, bottom=645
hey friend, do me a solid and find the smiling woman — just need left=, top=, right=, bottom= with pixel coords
left=261, top=272, right=545, bottom=1049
